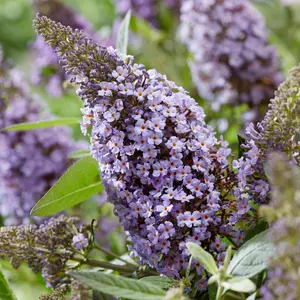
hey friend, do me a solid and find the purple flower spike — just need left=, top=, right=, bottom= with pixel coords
left=180, top=0, right=283, bottom=125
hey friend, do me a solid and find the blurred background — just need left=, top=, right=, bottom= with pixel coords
left=1, top=0, right=300, bottom=298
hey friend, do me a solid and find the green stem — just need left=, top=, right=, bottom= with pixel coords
left=216, top=285, right=224, bottom=300
left=94, top=244, right=137, bottom=267
left=73, top=257, right=158, bottom=276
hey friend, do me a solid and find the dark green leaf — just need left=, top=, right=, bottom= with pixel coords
left=186, top=242, right=218, bottom=275
left=68, top=149, right=91, bottom=159
left=245, top=220, right=268, bottom=241
left=237, top=134, right=247, bottom=158
left=70, top=271, right=166, bottom=300
left=227, top=230, right=275, bottom=278
left=31, top=157, right=103, bottom=216
left=117, top=10, right=131, bottom=55
left=93, top=291, right=117, bottom=300
left=3, top=118, right=80, bottom=131
left=0, top=268, right=17, bottom=300
left=139, top=276, right=174, bottom=290
left=208, top=282, right=218, bottom=300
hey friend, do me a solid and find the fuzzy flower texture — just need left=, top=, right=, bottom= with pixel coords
left=34, top=16, right=246, bottom=285
left=180, top=0, right=283, bottom=124
left=0, top=216, right=91, bottom=291
left=260, top=153, right=300, bottom=299
left=0, top=49, right=80, bottom=225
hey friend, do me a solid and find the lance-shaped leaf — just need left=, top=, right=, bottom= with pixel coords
left=70, top=271, right=166, bottom=300
left=139, top=276, right=174, bottom=290
left=227, top=230, right=275, bottom=278
left=2, top=117, right=80, bottom=131
left=222, top=277, right=256, bottom=293
left=31, top=156, right=103, bottom=216
left=117, top=10, right=131, bottom=56
left=68, top=149, right=91, bottom=159
left=186, top=242, right=218, bottom=275
left=0, top=268, right=17, bottom=300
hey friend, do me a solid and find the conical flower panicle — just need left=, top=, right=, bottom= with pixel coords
left=34, top=16, right=242, bottom=283
left=0, top=54, right=83, bottom=225
left=180, top=0, right=283, bottom=125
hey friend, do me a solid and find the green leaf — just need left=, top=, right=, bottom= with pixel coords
left=227, top=230, right=276, bottom=278
left=68, top=149, right=91, bottom=159
left=186, top=242, right=218, bottom=275
left=2, top=118, right=80, bottom=131
left=31, top=157, right=103, bottom=216
left=117, top=10, right=131, bottom=56
left=70, top=271, right=166, bottom=300
left=0, top=268, right=17, bottom=300
left=222, top=277, right=256, bottom=294
left=245, top=220, right=268, bottom=242
left=139, top=276, right=174, bottom=290
left=94, top=291, right=117, bottom=300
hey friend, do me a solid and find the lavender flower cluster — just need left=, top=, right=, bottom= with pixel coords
left=231, top=64, right=300, bottom=225
left=0, top=215, right=91, bottom=291
left=34, top=16, right=247, bottom=284
left=0, top=53, right=80, bottom=225
left=260, top=153, right=300, bottom=299
left=180, top=0, right=283, bottom=124
left=31, top=0, right=101, bottom=97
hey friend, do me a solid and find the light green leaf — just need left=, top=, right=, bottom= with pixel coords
left=227, top=230, right=275, bottom=278
left=0, top=268, right=17, bottom=300
left=70, top=271, right=166, bottom=300
left=222, top=277, right=256, bottom=294
left=68, top=149, right=91, bottom=159
left=139, top=276, right=174, bottom=290
left=246, top=292, right=257, bottom=300
left=2, top=118, right=80, bottom=131
left=186, top=242, right=218, bottom=275
left=31, top=156, right=103, bottom=216
left=117, top=10, right=131, bottom=56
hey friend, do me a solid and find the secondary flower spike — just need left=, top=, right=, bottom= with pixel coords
left=231, top=64, right=300, bottom=224
left=34, top=16, right=244, bottom=282
left=0, top=215, right=91, bottom=291
left=180, top=0, right=283, bottom=125
left=0, top=52, right=83, bottom=225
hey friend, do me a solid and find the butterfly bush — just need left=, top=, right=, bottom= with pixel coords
left=260, top=153, right=300, bottom=299
left=231, top=65, right=300, bottom=225
left=0, top=54, right=82, bottom=225
left=34, top=16, right=249, bottom=283
left=180, top=0, right=283, bottom=125
left=31, top=0, right=104, bottom=97
left=0, top=215, right=91, bottom=291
